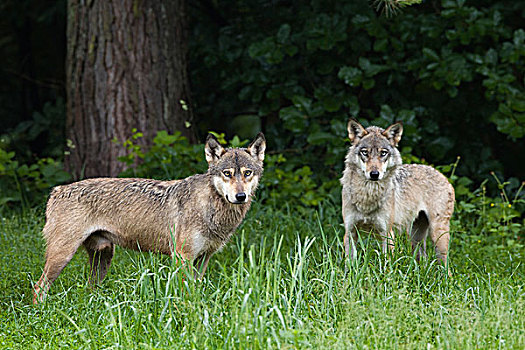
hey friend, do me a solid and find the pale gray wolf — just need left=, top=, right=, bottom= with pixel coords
left=33, top=133, right=266, bottom=304
left=340, top=119, right=454, bottom=272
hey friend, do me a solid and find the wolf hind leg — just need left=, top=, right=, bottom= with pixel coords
left=84, top=233, right=115, bottom=285
left=429, top=218, right=451, bottom=276
left=33, top=233, right=84, bottom=304
left=343, top=228, right=358, bottom=259
left=381, top=229, right=395, bottom=256
left=429, top=222, right=450, bottom=262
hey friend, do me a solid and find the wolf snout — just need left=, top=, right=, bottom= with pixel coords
left=235, top=192, right=247, bottom=202
left=369, top=171, right=380, bottom=180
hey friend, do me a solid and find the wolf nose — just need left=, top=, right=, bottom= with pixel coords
left=235, top=192, right=247, bottom=202
left=370, top=171, right=380, bottom=180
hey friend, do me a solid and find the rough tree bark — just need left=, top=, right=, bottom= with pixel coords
left=65, top=0, right=195, bottom=179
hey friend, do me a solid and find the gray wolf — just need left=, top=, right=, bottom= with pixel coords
left=33, top=133, right=266, bottom=304
left=340, top=119, right=454, bottom=272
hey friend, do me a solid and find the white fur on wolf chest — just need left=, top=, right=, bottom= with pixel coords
left=343, top=168, right=429, bottom=232
left=188, top=230, right=228, bottom=259
left=177, top=188, right=248, bottom=260
left=346, top=207, right=391, bottom=233
left=342, top=171, right=393, bottom=232
left=184, top=209, right=244, bottom=259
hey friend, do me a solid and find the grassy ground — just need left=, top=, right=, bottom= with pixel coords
left=0, top=201, right=523, bottom=349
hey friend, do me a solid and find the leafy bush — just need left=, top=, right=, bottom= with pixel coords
left=2, top=97, right=66, bottom=161
left=117, top=129, right=206, bottom=180
left=434, top=158, right=525, bottom=256
left=258, top=153, right=340, bottom=208
left=116, top=131, right=340, bottom=209
left=190, top=0, right=525, bottom=184
left=0, top=147, right=70, bottom=211
left=0, top=97, right=69, bottom=211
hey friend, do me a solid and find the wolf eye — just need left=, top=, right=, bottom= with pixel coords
left=223, top=170, right=232, bottom=178
left=360, top=149, right=368, bottom=157
left=243, top=170, right=252, bottom=177
left=380, top=150, right=389, bottom=157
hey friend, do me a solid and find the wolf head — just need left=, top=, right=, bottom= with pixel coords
left=205, top=133, right=266, bottom=204
left=345, top=119, right=403, bottom=181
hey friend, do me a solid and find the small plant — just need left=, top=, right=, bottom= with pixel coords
left=0, top=147, right=70, bottom=211
left=116, top=129, right=206, bottom=180
left=259, top=153, right=339, bottom=209
left=439, top=158, right=525, bottom=254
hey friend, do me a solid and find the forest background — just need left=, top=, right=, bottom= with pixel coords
left=0, top=0, right=524, bottom=210
left=0, top=1, right=524, bottom=347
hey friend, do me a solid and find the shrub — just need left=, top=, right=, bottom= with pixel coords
left=0, top=147, right=70, bottom=211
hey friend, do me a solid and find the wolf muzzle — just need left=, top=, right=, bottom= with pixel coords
left=235, top=192, right=247, bottom=202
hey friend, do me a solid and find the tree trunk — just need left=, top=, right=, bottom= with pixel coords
left=65, top=0, right=195, bottom=179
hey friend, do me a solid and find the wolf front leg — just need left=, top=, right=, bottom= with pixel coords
left=381, top=229, right=395, bottom=256
left=193, top=252, right=213, bottom=280
left=429, top=220, right=452, bottom=277
left=343, top=224, right=358, bottom=260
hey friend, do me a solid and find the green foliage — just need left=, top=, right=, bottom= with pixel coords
left=0, top=0, right=66, bottom=156
left=190, top=0, right=525, bottom=184
left=0, top=97, right=67, bottom=211
left=259, top=153, right=340, bottom=208
left=209, top=131, right=249, bottom=148
left=0, top=147, right=70, bottom=211
left=428, top=156, right=525, bottom=259
left=116, top=132, right=341, bottom=208
left=116, top=129, right=206, bottom=180
left=2, top=0, right=524, bottom=205
left=1, top=97, right=66, bottom=162
left=451, top=172, right=525, bottom=253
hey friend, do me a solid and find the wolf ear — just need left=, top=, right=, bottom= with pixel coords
left=205, top=134, right=226, bottom=164
left=247, top=132, right=266, bottom=162
left=382, top=122, right=403, bottom=146
left=347, top=119, right=368, bottom=144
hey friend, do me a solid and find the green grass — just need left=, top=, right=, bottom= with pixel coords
left=0, top=202, right=523, bottom=349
